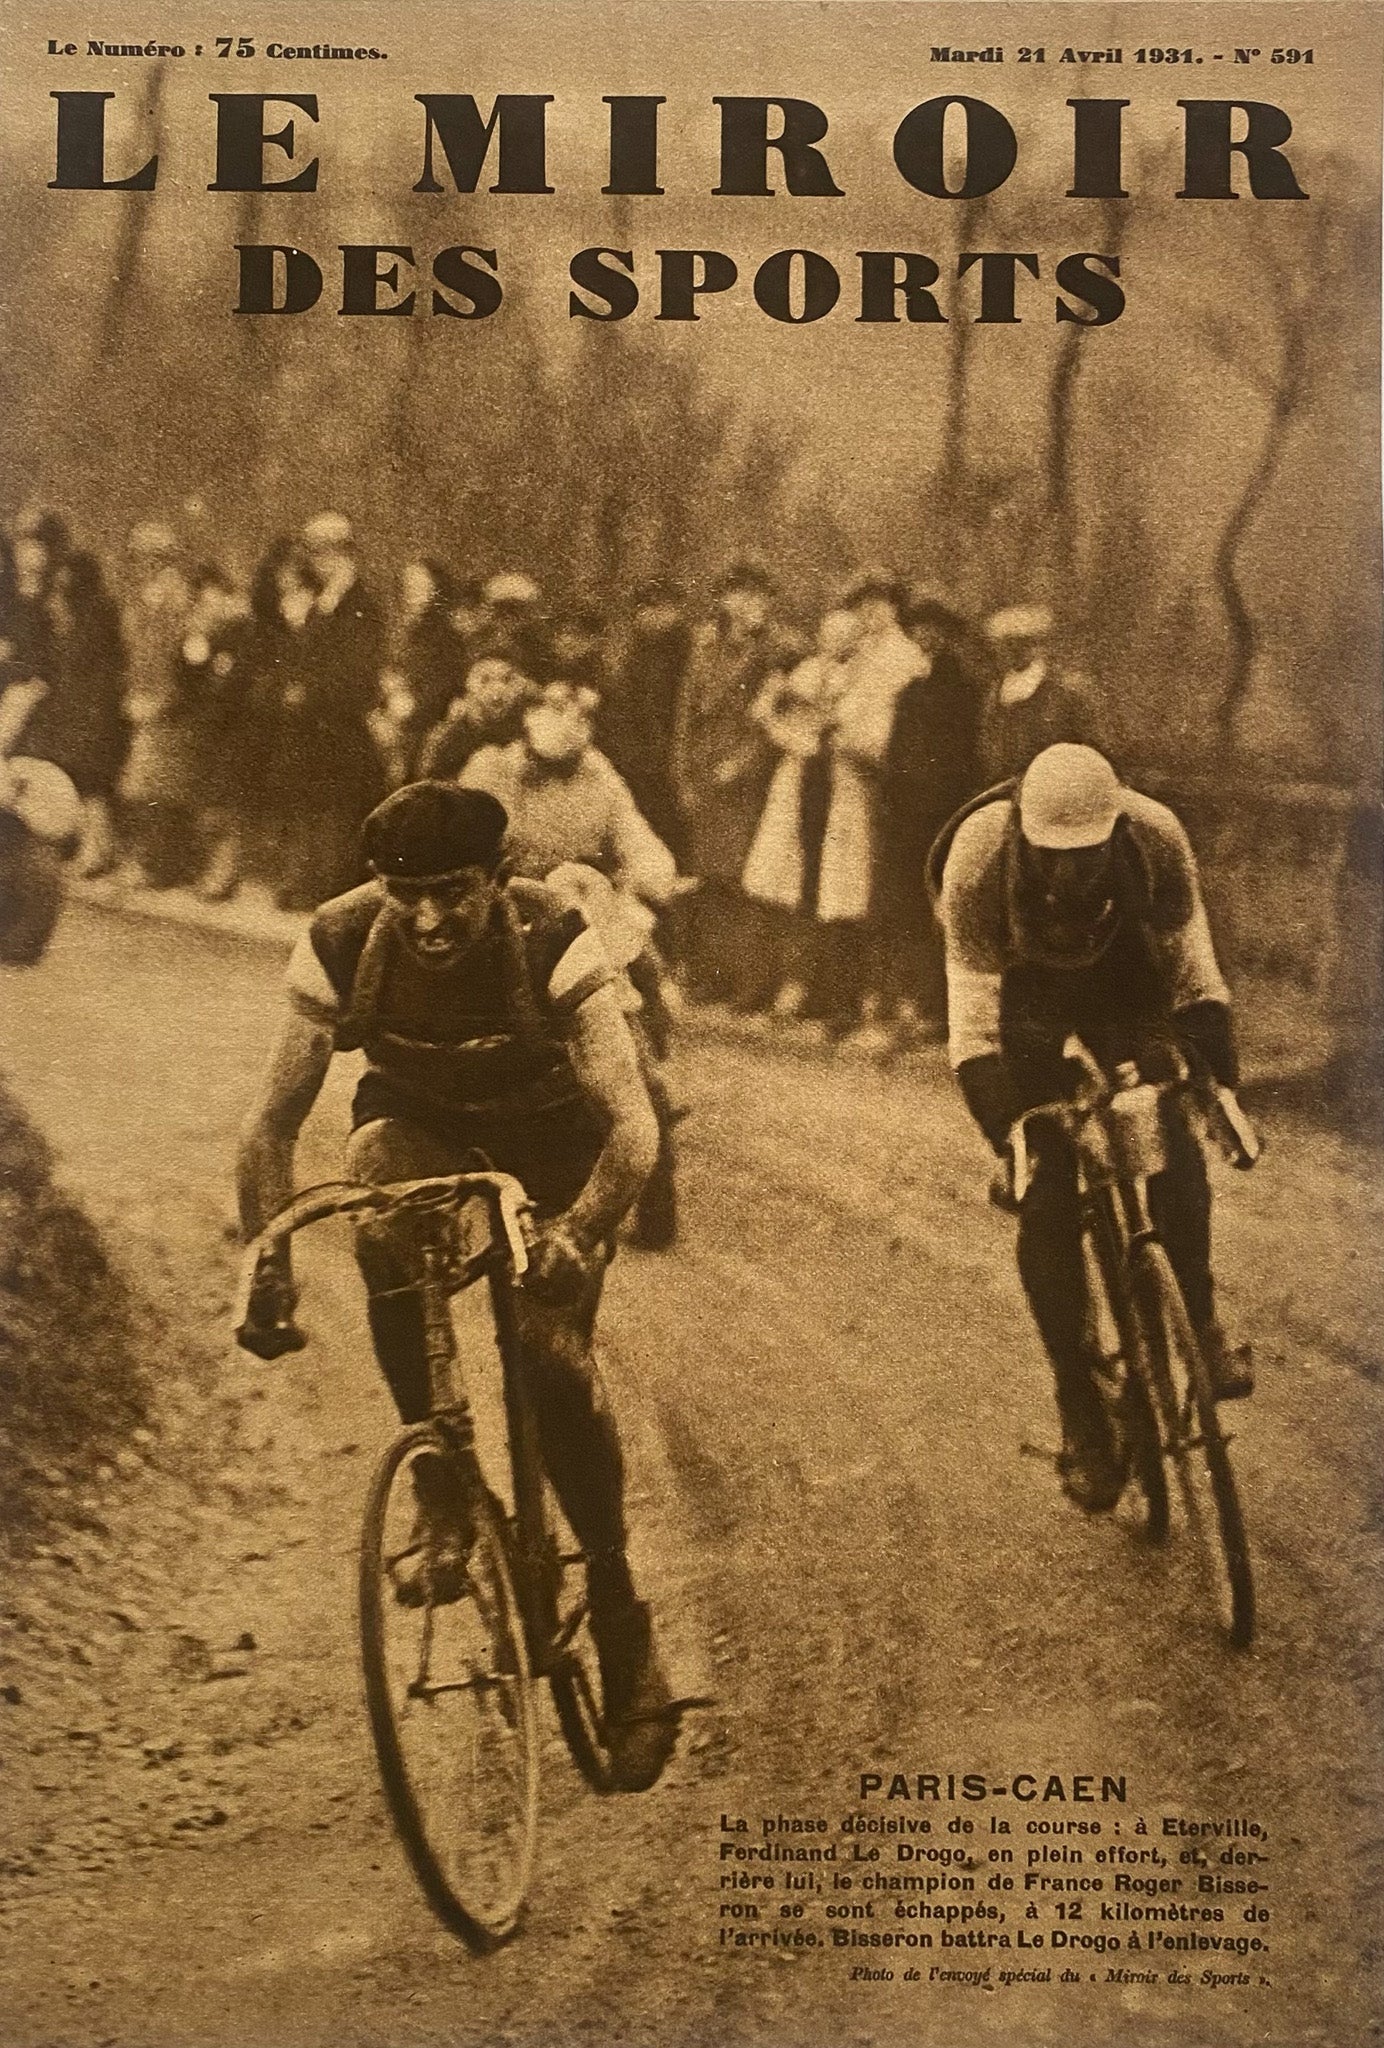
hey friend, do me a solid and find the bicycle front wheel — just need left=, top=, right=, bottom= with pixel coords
left=527, top=1480, right=616, bottom=1794
left=1131, top=1244, right=1255, bottom=1649
left=359, top=1424, right=540, bottom=1948
left=1111, top=1346, right=1170, bottom=1545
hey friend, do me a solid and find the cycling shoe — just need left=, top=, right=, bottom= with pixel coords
left=590, top=1596, right=679, bottom=1792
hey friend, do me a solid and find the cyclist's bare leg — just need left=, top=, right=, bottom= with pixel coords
left=1015, top=1134, right=1124, bottom=1508
left=346, top=1119, right=459, bottom=1423
left=1146, top=1113, right=1250, bottom=1395
left=514, top=1276, right=637, bottom=1607
left=516, top=1279, right=676, bottom=1787
left=1147, top=1111, right=1214, bottom=1330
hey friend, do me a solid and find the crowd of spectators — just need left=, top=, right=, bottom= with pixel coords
left=0, top=503, right=1107, bottom=1055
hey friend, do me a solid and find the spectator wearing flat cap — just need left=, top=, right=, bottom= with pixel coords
left=672, top=557, right=801, bottom=1007
left=978, top=604, right=1103, bottom=784
left=547, top=606, right=612, bottom=700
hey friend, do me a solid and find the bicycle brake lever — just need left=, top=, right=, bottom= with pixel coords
left=497, top=1183, right=535, bottom=1278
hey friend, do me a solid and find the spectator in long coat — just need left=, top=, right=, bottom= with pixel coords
left=741, top=607, right=857, bottom=1015
left=27, top=551, right=128, bottom=876
left=4, top=510, right=67, bottom=681
left=387, top=557, right=465, bottom=779
left=874, top=594, right=984, bottom=1047
left=598, top=579, right=691, bottom=860
left=813, top=569, right=925, bottom=1040
left=177, top=563, right=254, bottom=899
left=978, top=604, right=1103, bottom=782
left=245, top=533, right=315, bottom=899
left=273, top=511, right=388, bottom=908
left=672, top=557, right=800, bottom=1007
left=118, top=521, right=201, bottom=887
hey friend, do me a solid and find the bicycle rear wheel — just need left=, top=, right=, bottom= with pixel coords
left=1131, top=1244, right=1255, bottom=1649
left=359, top=1424, right=540, bottom=1948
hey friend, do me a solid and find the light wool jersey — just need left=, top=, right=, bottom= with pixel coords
left=459, top=741, right=677, bottom=903
left=285, top=876, right=614, bottom=1123
left=937, top=788, right=1231, bottom=1070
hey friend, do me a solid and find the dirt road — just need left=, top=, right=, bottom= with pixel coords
left=1, top=904, right=1380, bottom=2048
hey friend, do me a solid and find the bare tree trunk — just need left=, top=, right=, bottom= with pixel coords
left=939, top=196, right=986, bottom=536
left=1046, top=197, right=1126, bottom=606
left=96, top=65, right=168, bottom=365
left=1213, top=328, right=1306, bottom=751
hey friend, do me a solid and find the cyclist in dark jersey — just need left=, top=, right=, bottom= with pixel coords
left=234, top=781, right=676, bottom=1791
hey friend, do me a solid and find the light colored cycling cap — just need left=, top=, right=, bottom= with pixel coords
left=1018, top=744, right=1123, bottom=849
left=985, top=602, right=1053, bottom=642
left=302, top=510, right=354, bottom=549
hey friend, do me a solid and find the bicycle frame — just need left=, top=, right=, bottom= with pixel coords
left=1013, top=1045, right=1188, bottom=1411
left=243, top=1172, right=574, bottom=1675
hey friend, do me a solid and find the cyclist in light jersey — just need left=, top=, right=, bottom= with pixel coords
left=931, top=745, right=1254, bottom=1513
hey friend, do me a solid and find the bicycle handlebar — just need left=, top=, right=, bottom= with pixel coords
left=233, top=1172, right=537, bottom=1357
left=250, top=1171, right=536, bottom=1275
left=1005, top=1036, right=1259, bottom=1205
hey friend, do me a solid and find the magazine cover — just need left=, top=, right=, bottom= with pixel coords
left=0, top=3, right=1379, bottom=2044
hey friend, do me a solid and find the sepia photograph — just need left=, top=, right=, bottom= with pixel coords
left=0, top=3, right=1380, bottom=2043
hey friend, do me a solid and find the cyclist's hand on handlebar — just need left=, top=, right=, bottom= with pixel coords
left=1209, top=1083, right=1262, bottom=1170
left=524, top=1220, right=601, bottom=1307
left=233, top=1249, right=307, bottom=1360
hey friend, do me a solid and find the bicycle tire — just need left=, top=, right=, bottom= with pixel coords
left=533, top=1482, right=617, bottom=1794
left=1131, top=1244, right=1255, bottom=1649
left=1113, top=1346, right=1170, bottom=1545
left=359, top=1423, right=540, bottom=1948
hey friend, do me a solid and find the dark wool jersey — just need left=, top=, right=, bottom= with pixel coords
left=285, top=877, right=614, bottom=1122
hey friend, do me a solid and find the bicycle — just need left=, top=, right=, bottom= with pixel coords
left=237, top=1167, right=647, bottom=1949
left=1006, top=1036, right=1261, bottom=1649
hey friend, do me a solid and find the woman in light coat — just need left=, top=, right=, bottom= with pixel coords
left=741, top=608, right=857, bottom=1014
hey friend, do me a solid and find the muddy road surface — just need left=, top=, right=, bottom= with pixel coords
left=1, top=904, right=1381, bottom=2048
